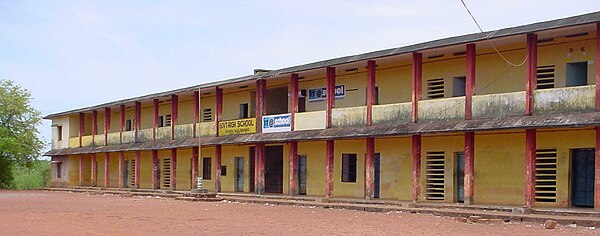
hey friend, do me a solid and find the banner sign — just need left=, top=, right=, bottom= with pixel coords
left=262, top=113, right=292, bottom=133
left=218, top=118, right=256, bottom=135
left=308, top=84, right=345, bottom=102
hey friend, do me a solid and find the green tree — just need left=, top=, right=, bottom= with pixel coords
left=0, top=79, right=45, bottom=188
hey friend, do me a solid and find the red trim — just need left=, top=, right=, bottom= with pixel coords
left=79, top=113, right=84, bottom=147
left=216, top=87, right=223, bottom=136
left=256, top=79, right=266, bottom=133
left=525, top=129, right=536, bottom=208
left=326, top=67, right=336, bottom=128
left=134, top=150, right=141, bottom=189
left=595, top=127, right=600, bottom=210
left=215, top=144, right=222, bottom=192
left=289, top=141, right=298, bottom=195
left=366, top=60, right=376, bottom=126
left=104, top=108, right=111, bottom=146
left=119, top=105, right=125, bottom=144
left=91, top=153, right=97, bottom=186
left=171, top=95, right=178, bottom=140
left=596, top=23, right=600, bottom=111
left=325, top=140, right=334, bottom=198
left=152, top=150, right=158, bottom=189
left=255, top=143, right=265, bottom=194
left=153, top=99, right=159, bottom=141
left=170, top=148, right=177, bottom=190
left=118, top=151, right=125, bottom=188
left=134, top=102, right=141, bottom=142
left=411, top=135, right=421, bottom=203
left=412, top=53, right=422, bottom=123
left=290, top=74, right=299, bottom=131
left=192, top=146, right=199, bottom=189
left=526, top=34, right=537, bottom=116
left=193, top=91, right=200, bottom=138
left=79, top=154, right=84, bottom=186
left=92, top=110, right=98, bottom=142
left=464, top=132, right=475, bottom=205
left=104, top=153, right=110, bottom=187
left=365, top=137, right=375, bottom=199
left=465, top=44, right=476, bottom=120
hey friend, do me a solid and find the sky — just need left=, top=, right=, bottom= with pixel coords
left=1, top=1, right=599, bottom=153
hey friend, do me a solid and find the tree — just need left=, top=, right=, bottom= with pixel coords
left=0, top=79, right=45, bottom=188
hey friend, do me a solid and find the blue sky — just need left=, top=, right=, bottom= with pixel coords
left=1, top=1, right=599, bottom=153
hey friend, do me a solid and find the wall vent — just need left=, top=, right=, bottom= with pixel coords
left=202, top=108, right=213, bottom=122
left=427, top=78, right=445, bottom=99
left=162, top=158, right=171, bottom=189
left=536, top=65, right=555, bottom=89
left=535, top=149, right=557, bottom=203
left=129, top=159, right=136, bottom=187
left=426, top=151, right=445, bottom=201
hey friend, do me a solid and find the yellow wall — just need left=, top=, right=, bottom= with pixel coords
left=222, top=91, right=252, bottom=121
left=299, top=141, right=325, bottom=196
left=376, top=62, right=412, bottom=105
left=376, top=137, right=413, bottom=200
left=200, top=146, right=215, bottom=191
left=333, top=139, right=366, bottom=197
left=421, top=134, right=464, bottom=203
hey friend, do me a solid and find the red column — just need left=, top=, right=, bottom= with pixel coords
left=170, top=148, right=177, bottom=190
left=153, top=99, right=159, bottom=141
left=91, top=153, right=97, bottom=187
left=79, top=154, right=84, bottom=186
left=596, top=23, right=600, bottom=211
left=215, top=144, right=222, bottom=192
left=256, top=79, right=267, bottom=133
left=255, top=143, right=265, bottom=194
left=134, top=150, right=141, bottom=189
left=525, top=129, right=536, bottom=208
left=325, top=140, right=334, bottom=198
left=192, top=146, right=199, bottom=189
left=134, top=102, right=141, bottom=142
left=216, top=87, right=223, bottom=136
left=290, top=74, right=299, bottom=131
left=365, top=137, right=375, bottom=199
left=119, top=105, right=125, bottom=144
left=193, top=91, right=200, bottom=138
left=525, top=34, right=537, bottom=116
left=104, top=108, right=111, bottom=146
left=412, top=53, right=422, bottom=123
left=92, top=110, right=98, bottom=144
left=152, top=150, right=159, bottom=189
left=366, top=60, right=376, bottom=126
left=411, top=135, right=421, bottom=203
left=326, top=67, right=336, bottom=128
left=171, top=95, right=179, bottom=140
left=464, top=132, right=475, bottom=205
left=118, top=151, right=125, bottom=188
left=104, top=153, right=110, bottom=188
left=289, top=141, right=298, bottom=195
left=79, top=112, right=84, bottom=147
left=465, top=44, right=476, bottom=120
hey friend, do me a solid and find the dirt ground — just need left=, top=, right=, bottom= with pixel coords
left=0, top=190, right=598, bottom=235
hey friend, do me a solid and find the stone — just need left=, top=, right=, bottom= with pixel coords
left=454, top=217, right=468, bottom=223
left=544, top=220, right=557, bottom=229
left=467, top=216, right=482, bottom=223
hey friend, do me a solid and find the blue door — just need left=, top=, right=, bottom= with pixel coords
left=374, top=154, right=380, bottom=199
left=572, top=149, right=594, bottom=207
left=456, top=153, right=465, bottom=203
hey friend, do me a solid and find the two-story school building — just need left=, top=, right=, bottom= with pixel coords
left=46, top=12, right=600, bottom=210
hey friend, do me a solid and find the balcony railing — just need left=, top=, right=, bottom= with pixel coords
left=472, top=91, right=525, bottom=119
left=175, top=124, right=195, bottom=139
left=331, top=106, right=366, bottom=128
left=122, top=131, right=135, bottom=144
left=418, top=97, right=465, bottom=121
left=372, top=102, right=411, bottom=125
left=93, top=134, right=105, bottom=146
left=81, top=135, right=93, bottom=147
left=534, top=85, right=595, bottom=114
left=107, top=132, right=121, bottom=145
left=69, top=137, right=79, bottom=148
left=198, top=122, right=216, bottom=137
left=294, top=110, right=326, bottom=131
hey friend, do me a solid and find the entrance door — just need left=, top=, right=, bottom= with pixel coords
left=235, top=157, right=244, bottom=192
left=572, top=149, right=595, bottom=207
left=374, top=153, right=381, bottom=199
left=124, top=160, right=130, bottom=188
left=249, top=147, right=255, bottom=193
left=456, top=152, right=465, bottom=203
left=298, top=155, right=307, bottom=195
left=265, top=146, right=284, bottom=193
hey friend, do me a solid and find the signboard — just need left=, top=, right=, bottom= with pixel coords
left=262, top=113, right=292, bottom=133
left=308, top=84, right=345, bottom=102
left=218, top=118, right=256, bottom=136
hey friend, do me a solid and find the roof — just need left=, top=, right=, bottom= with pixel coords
left=44, top=11, right=600, bottom=119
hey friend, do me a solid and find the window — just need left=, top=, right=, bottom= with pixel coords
left=365, top=87, right=379, bottom=105
left=427, top=78, right=445, bottom=99
left=165, top=114, right=172, bottom=126
left=341, top=154, right=357, bottom=182
left=158, top=116, right=164, bottom=127
left=452, top=76, right=466, bottom=97
left=426, top=151, right=445, bottom=200
left=202, top=108, right=213, bottom=122
left=202, top=158, right=211, bottom=180
left=239, top=103, right=249, bottom=119
left=566, top=62, right=588, bottom=87
left=125, top=119, right=133, bottom=131
left=221, top=166, right=227, bottom=176
left=56, top=162, right=62, bottom=178
left=298, top=90, right=307, bottom=112
left=57, top=126, right=63, bottom=141
left=535, top=149, right=557, bottom=203
left=537, top=65, right=555, bottom=89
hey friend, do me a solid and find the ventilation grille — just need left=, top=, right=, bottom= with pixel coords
left=129, top=159, right=136, bottom=187
left=537, top=65, right=555, bottom=89
left=202, top=108, right=213, bottom=122
left=165, top=114, right=172, bottom=126
left=162, top=158, right=171, bottom=189
left=427, top=78, right=445, bottom=99
left=535, top=149, right=557, bottom=203
left=426, top=151, right=445, bottom=200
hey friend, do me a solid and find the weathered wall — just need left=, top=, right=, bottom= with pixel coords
left=534, top=85, right=595, bottom=114
left=472, top=91, right=525, bottom=119
left=331, top=106, right=366, bottom=127
left=372, top=102, right=412, bottom=125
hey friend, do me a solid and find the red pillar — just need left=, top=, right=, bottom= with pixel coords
left=215, top=144, right=222, bottom=192
left=525, top=34, right=537, bottom=116
left=365, top=138, right=375, bottom=199
left=326, top=67, right=336, bottom=128
left=256, top=79, right=267, bottom=133
left=412, top=135, right=421, bottom=203
left=118, top=151, right=125, bottom=188
left=91, top=110, right=98, bottom=144
left=78, top=112, right=85, bottom=147
left=464, top=132, right=475, bottom=205
left=366, top=60, right=376, bottom=126
left=170, top=148, right=177, bottom=190
left=152, top=150, right=159, bottom=189
left=412, top=53, right=422, bottom=123
left=193, top=91, right=200, bottom=138
left=91, top=153, right=97, bottom=187
left=290, top=74, right=299, bottom=131
left=79, top=154, right=84, bottom=186
left=153, top=99, right=159, bottom=141
left=192, top=146, right=199, bottom=189
left=255, top=143, right=265, bottom=194
left=525, top=129, right=536, bottom=208
left=119, top=105, right=125, bottom=144
left=104, top=153, right=110, bottom=188
left=325, top=140, right=334, bottom=198
left=104, top=108, right=111, bottom=146
left=216, top=87, right=223, bottom=136
left=134, top=150, right=141, bottom=189
left=171, top=95, right=179, bottom=140
left=465, top=44, right=476, bottom=120
left=289, top=141, right=298, bottom=196
left=134, top=102, right=141, bottom=142
left=596, top=23, right=600, bottom=211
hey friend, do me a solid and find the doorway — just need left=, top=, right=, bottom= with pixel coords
left=374, top=153, right=381, bottom=199
left=572, top=149, right=594, bottom=207
left=235, top=157, right=244, bottom=192
left=124, top=160, right=130, bottom=188
left=455, top=152, right=465, bottom=203
left=298, top=155, right=307, bottom=195
left=265, top=146, right=284, bottom=193
left=249, top=147, right=255, bottom=193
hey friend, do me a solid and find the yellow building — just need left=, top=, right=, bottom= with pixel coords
left=46, top=12, right=600, bottom=210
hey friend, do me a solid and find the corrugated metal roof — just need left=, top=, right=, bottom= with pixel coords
left=44, top=11, right=600, bottom=119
